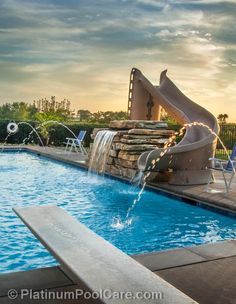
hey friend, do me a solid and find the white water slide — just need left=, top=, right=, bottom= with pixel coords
left=128, top=68, right=219, bottom=185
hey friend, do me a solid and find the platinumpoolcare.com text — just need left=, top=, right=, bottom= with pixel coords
left=8, top=288, right=164, bottom=301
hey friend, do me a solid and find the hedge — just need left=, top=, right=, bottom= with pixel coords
left=0, top=120, right=108, bottom=147
left=0, top=120, right=184, bottom=147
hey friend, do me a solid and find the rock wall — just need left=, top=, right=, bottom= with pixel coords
left=90, top=120, right=175, bottom=179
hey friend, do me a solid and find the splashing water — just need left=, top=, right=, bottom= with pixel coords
left=111, top=216, right=126, bottom=230
left=89, top=130, right=117, bottom=174
left=111, top=215, right=133, bottom=230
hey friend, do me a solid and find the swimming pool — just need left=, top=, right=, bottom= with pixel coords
left=0, top=151, right=236, bottom=273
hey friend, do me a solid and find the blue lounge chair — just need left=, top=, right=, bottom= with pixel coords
left=226, top=143, right=236, bottom=171
left=207, top=144, right=236, bottom=194
left=64, top=130, right=87, bottom=155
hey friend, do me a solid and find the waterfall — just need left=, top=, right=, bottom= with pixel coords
left=89, top=130, right=117, bottom=174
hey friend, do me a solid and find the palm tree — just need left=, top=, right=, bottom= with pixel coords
left=217, top=113, right=228, bottom=124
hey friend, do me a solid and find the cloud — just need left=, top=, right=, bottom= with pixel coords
left=0, top=0, right=235, bottom=120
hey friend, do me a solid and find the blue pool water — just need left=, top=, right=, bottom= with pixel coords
left=0, top=151, right=236, bottom=273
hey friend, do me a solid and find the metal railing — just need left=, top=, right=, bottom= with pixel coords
left=216, top=123, right=236, bottom=159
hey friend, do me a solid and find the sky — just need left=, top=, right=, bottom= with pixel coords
left=0, top=0, right=235, bottom=121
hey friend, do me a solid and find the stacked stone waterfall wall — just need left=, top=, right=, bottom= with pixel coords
left=90, top=120, right=175, bottom=179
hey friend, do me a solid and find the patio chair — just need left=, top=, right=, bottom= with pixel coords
left=206, top=144, right=236, bottom=194
left=64, top=130, right=87, bottom=155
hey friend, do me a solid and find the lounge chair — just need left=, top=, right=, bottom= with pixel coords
left=207, top=144, right=236, bottom=194
left=13, top=205, right=195, bottom=304
left=64, top=130, right=87, bottom=155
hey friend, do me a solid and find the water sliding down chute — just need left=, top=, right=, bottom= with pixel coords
left=128, top=68, right=219, bottom=185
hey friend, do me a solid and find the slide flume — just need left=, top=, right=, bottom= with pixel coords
left=129, top=68, right=219, bottom=185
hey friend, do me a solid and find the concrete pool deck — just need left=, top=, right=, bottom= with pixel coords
left=0, top=240, right=236, bottom=303
left=151, top=174, right=236, bottom=214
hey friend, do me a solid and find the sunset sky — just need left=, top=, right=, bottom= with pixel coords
left=0, top=0, right=235, bottom=121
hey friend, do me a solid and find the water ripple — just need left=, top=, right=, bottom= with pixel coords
left=0, top=151, right=236, bottom=273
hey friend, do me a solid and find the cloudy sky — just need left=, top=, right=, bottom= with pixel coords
left=0, top=0, right=235, bottom=121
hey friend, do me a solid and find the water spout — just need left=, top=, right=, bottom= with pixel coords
left=17, top=121, right=78, bottom=151
left=38, top=120, right=77, bottom=139
left=18, top=122, right=46, bottom=149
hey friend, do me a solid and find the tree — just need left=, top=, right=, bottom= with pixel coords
left=217, top=114, right=228, bottom=124
left=0, top=102, right=38, bottom=121
left=34, top=96, right=71, bottom=118
left=0, top=103, right=12, bottom=120
left=87, top=110, right=128, bottom=123
left=77, top=110, right=92, bottom=121
left=33, top=97, right=71, bottom=144
left=34, top=111, right=67, bottom=145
